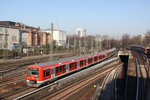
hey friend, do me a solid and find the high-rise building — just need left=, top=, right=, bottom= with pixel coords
left=76, top=28, right=83, bottom=37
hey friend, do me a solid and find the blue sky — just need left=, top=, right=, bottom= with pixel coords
left=0, top=0, right=150, bottom=38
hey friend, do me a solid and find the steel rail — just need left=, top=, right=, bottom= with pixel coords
left=124, top=59, right=129, bottom=100
left=13, top=57, right=119, bottom=100
left=135, top=58, right=139, bottom=100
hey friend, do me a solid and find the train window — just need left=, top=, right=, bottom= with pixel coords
left=63, top=65, right=65, bottom=71
left=80, top=61, right=82, bottom=66
left=28, top=68, right=39, bottom=77
left=72, top=63, right=74, bottom=68
left=94, top=57, right=97, bottom=61
left=43, top=70, right=45, bottom=77
left=75, top=62, right=77, bottom=67
left=70, top=63, right=72, bottom=69
left=80, top=60, right=83, bottom=66
left=88, top=58, right=92, bottom=63
left=60, top=66, right=62, bottom=72
left=46, top=69, right=50, bottom=76
left=84, top=60, right=86, bottom=64
left=56, top=67, right=59, bottom=73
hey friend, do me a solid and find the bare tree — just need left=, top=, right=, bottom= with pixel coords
left=121, top=34, right=130, bottom=49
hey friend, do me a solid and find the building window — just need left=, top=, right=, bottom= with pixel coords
left=0, top=35, right=2, bottom=40
left=0, top=27, right=3, bottom=31
left=12, top=35, right=17, bottom=41
left=0, top=43, right=2, bottom=48
left=78, top=31, right=81, bottom=36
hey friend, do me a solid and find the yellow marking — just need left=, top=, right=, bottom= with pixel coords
left=94, top=85, right=96, bottom=88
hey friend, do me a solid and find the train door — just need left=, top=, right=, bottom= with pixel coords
left=51, top=68, right=55, bottom=78
left=43, top=68, right=51, bottom=80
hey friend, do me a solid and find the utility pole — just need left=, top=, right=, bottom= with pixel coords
left=56, top=42, right=58, bottom=53
left=3, top=28, right=8, bottom=59
left=19, top=22, right=22, bottom=56
left=99, top=38, right=102, bottom=51
left=96, top=39, right=98, bottom=52
left=67, top=37, right=69, bottom=56
left=84, top=30, right=87, bottom=55
left=79, top=37, right=82, bottom=56
left=91, top=40, right=93, bottom=53
left=50, top=23, right=53, bottom=61
left=74, top=37, right=76, bottom=54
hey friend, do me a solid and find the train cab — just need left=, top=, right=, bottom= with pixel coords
left=26, top=65, right=43, bottom=87
left=145, top=47, right=150, bottom=55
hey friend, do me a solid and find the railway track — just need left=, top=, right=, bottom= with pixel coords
left=0, top=74, right=26, bottom=87
left=0, top=53, right=77, bottom=83
left=0, top=53, right=78, bottom=99
left=6, top=57, right=119, bottom=100
left=44, top=65, right=121, bottom=100
left=1, top=87, right=36, bottom=99
left=97, top=64, right=121, bottom=100
left=0, top=53, right=74, bottom=76
left=132, top=51, right=149, bottom=100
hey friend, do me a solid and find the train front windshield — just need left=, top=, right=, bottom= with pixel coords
left=28, top=68, right=39, bottom=77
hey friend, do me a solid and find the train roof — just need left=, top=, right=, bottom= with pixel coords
left=130, top=45, right=146, bottom=48
left=34, top=48, right=115, bottom=67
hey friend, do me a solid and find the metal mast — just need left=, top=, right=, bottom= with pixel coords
left=91, top=40, right=93, bottom=53
left=96, top=39, right=98, bottom=52
left=74, top=37, right=76, bottom=54
left=50, top=23, right=53, bottom=61
left=79, top=37, right=82, bottom=56
left=19, top=22, right=22, bottom=54
left=67, top=37, right=70, bottom=56
left=84, top=29, right=87, bottom=54
left=3, top=28, right=8, bottom=59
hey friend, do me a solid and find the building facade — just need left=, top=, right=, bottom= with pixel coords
left=0, top=21, right=20, bottom=49
left=0, top=21, right=50, bottom=50
left=76, top=28, right=84, bottom=37
left=42, top=29, right=66, bottom=46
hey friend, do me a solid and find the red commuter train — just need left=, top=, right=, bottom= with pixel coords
left=26, top=48, right=116, bottom=87
left=130, top=45, right=150, bottom=56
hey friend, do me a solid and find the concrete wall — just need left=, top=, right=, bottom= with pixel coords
left=0, top=27, right=19, bottom=49
left=22, top=32, right=29, bottom=45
